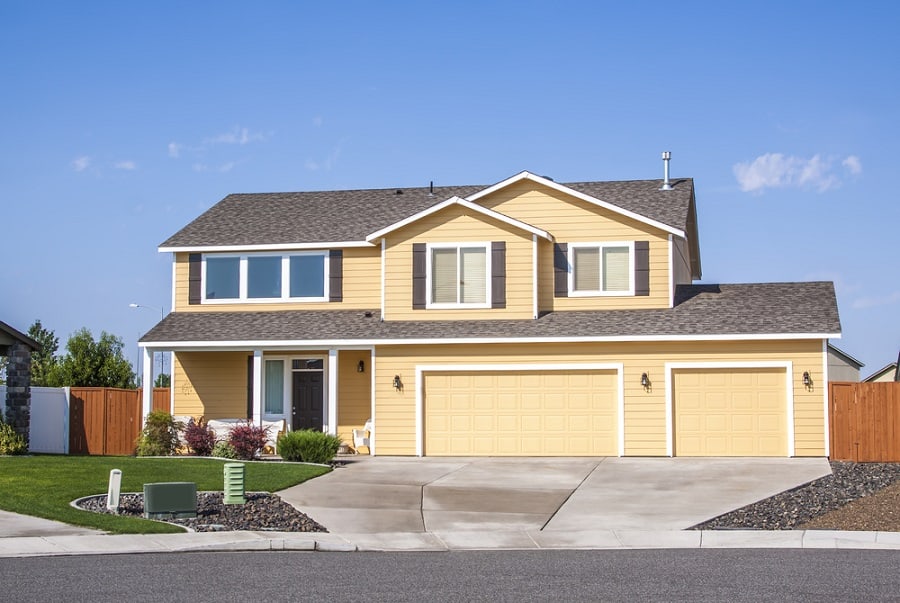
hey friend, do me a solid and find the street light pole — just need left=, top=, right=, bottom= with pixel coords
left=129, top=303, right=166, bottom=380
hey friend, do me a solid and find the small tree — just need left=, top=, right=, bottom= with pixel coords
left=27, top=320, right=60, bottom=387
left=228, top=422, right=269, bottom=460
left=55, top=328, right=136, bottom=388
left=135, top=411, right=181, bottom=456
left=154, top=373, right=170, bottom=387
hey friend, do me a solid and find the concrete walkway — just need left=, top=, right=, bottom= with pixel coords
left=2, top=456, right=899, bottom=557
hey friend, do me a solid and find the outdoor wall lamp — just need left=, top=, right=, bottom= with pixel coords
left=357, top=360, right=365, bottom=373
left=641, top=372, right=651, bottom=391
left=802, top=371, right=812, bottom=390
left=393, top=375, right=403, bottom=391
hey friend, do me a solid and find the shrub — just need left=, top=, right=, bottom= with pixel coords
left=135, top=411, right=180, bottom=456
left=228, top=422, right=269, bottom=460
left=211, top=441, right=238, bottom=459
left=0, top=421, right=27, bottom=455
left=183, top=419, right=216, bottom=456
left=277, top=429, right=342, bottom=464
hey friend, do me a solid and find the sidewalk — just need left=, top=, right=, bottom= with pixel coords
left=1, top=527, right=899, bottom=558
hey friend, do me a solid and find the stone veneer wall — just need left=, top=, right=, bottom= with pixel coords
left=4, top=340, right=31, bottom=448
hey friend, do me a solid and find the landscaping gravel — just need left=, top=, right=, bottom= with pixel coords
left=76, top=492, right=327, bottom=533
left=693, top=461, right=900, bottom=531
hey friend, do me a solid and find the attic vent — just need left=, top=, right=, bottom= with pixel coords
left=395, top=189, right=404, bottom=195
left=659, top=151, right=673, bottom=191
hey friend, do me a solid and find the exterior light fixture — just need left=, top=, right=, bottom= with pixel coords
left=641, top=372, right=651, bottom=390
left=393, top=375, right=403, bottom=391
left=802, top=371, right=812, bottom=389
left=357, top=360, right=365, bottom=373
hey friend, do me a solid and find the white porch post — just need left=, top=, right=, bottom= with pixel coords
left=327, top=348, right=338, bottom=435
left=252, top=350, right=263, bottom=426
left=141, top=346, right=153, bottom=421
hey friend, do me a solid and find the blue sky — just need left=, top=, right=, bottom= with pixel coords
left=1, top=1, right=897, bottom=375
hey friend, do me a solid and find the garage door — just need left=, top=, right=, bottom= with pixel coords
left=424, top=369, right=618, bottom=456
left=673, top=368, right=787, bottom=456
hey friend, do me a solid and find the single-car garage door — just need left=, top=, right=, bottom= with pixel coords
left=424, top=369, right=618, bottom=456
left=674, top=368, right=787, bottom=456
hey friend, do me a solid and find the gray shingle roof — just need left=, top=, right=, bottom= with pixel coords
left=140, top=282, right=840, bottom=345
left=159, top=178, right=695, bottom=248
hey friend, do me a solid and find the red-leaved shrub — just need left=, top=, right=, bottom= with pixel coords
left=228, top=422, right=270, bottom=460
left=183, top=419, right=216, bottom=456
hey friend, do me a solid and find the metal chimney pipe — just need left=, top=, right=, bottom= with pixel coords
left=659, top=151, right=673, bottom=191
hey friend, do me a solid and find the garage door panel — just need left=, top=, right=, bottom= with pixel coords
left=425, top=369, right=617, bottom=456
left=674, top=368, right=787, bottom=457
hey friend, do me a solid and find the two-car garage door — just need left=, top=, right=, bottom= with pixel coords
left=424, top=369, right=618, bottom=456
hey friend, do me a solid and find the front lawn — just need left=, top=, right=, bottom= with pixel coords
left=0, top=455, right=330, bottom=534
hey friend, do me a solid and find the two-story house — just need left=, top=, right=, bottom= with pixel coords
left=140, top=163, right=841, bottom=458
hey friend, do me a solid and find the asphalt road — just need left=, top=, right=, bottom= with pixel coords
left=2, top=549, right=898, bottom=602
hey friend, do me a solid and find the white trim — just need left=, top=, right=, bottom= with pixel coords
left=665, top=361, right=795, bottom=457
left=169, top=352, right=175, bottom=414
left=327, top=349, right=338, bottom=435
left=667, top=234, right=674, bottom=309
left=370, top=347, right=377, bottom=456
left=532, top=234, right=538, bottom=319
left=170, top=256, right=177, bottom=313
left=822, top=339, right=830, bottom=458
left=201, top=250, right=330, bottom=304
left=425, top=242, right=492, bottom=309
left=260, top=356, right=290, bottom=421
left=159, top=241, right=373, bottom=253
left=380, top=238, right=386, bottom=321
left=567, top=241, right=635, bottom=297
left=465, top=171, right=685, bottom=238
left=252, top=351, right=263, bottom=426
left=365, top=196, right=553, bottom=242
left=414, top=362, right=624, bottom=458
left=140, top=332, right=843, bottom=351
left=141, top=347, right=153, bottom=420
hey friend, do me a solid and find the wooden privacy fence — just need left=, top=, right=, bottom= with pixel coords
left=829, top=381, right=900, bottom=462
left=68, top=387, right=169, bottom=455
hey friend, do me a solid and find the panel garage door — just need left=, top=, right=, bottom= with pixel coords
left=424, top=369, right=618, bottom=456
left=674, top=368, right=787, bottom=456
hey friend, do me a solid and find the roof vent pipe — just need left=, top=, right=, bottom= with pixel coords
left=429, top=181, right=434, bottom=196
left=659, top=151, right=673, bottom=191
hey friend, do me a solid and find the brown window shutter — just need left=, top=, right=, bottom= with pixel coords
left=491, top=242, right=506, bottom=308
left=635, top=241, right=650, bottom=296
left=412, top=243, right=426, bottom=309
left=188, top=253, right=202, bottom=304
left=329, top=250, right=343, bottom=302
left=553, top=243, right=568, bottom=297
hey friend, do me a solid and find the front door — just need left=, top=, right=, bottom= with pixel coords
left=292, top=370, right=324, bottom=431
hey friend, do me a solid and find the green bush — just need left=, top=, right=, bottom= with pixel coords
left=135, top=411, right=180, bottom=456
left=0, top=421, right=27, bottom=455
left=211, top=441, right=238, bottom=459
left=277, top=429, right=342, bottom=464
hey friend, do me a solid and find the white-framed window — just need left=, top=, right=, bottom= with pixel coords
left=202, top=251, right=329, bottom=303
left=426, top=242, right=491, bottom=308
left=568, top=242, right=635, bottom=296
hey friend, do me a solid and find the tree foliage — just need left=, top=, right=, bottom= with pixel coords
left=154, top=373, right=170, bottom=387
left=27, top=319, right=60, bottom=387
left=54, top=328, right=136, bottom=388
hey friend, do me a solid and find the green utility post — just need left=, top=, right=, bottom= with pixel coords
left=223, top=463, right=246, bottom=504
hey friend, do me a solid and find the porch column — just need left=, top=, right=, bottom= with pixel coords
left=252, top=350, right=263, bottom=425
left=141, top=346, right=153, bottom=421
left=327, top=348, right=338, bottom=435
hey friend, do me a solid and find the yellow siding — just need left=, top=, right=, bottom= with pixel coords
left=337, top=350, right=372, bottom=449
left=383, top=204, right=534, bottom=320
left=172, top=248, right=381, bottom=312
left=173, top=351, right=248, bottom=419
left=373, top=339, right=825, bottom=457
left=475, top=180, right=673, bottom=311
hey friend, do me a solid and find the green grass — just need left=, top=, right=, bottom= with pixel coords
left=0, top=455, right=330, bottom=534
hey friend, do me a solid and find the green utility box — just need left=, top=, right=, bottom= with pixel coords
left=224, top=462, right=246, bottom=505
left=143, top=482, right=197, bottom=519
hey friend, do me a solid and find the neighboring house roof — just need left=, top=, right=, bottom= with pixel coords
left=158, top=175, right=697, bottom=252
left=141, top=282, right=840, bottom=346
left=862, top=362, right=899, bottom=382
left=827, top=343, right=865, bottom=369
left=0, top=320, right=40, bottom=352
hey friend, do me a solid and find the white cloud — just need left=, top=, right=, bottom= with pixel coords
left=168, top=142, right=182, bottom=158
left=842, top=155, right=862, bottom=175
left=852, top=291, right=900, bottom=310
left=304, top=141, right=344, bottom=172
left=312, top=116, right=323, bottom=127
left=72, top=156, right=91, bottom=172
left=114, top=160, right=136, bottom=170
left=193, top=161, right=237, bottom=173
left=733, top=153, right=860, bottom=193
left=206, top=126, right=268, bottom=146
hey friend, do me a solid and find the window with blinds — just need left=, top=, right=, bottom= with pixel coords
left=428, top=244, right=489, bottom=306
left=569, top=242, right=634, bottom=295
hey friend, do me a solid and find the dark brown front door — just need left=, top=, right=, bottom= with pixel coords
left=292, top=371, right=324, bottom=431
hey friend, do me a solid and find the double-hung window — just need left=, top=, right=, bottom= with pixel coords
left=568, top=242, right=634, bottom=296
left=203, top=251, right=329, bottom=303
left=426, top=242, right=491, bottom=308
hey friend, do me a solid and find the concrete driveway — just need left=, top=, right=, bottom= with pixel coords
left=277, top=456, right=832, bottom=534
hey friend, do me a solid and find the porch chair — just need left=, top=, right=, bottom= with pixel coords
left=352, top=419, right=373, bottom=455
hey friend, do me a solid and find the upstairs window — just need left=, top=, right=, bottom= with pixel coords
left=426, top=243, right=491, bottom=308
left=202, top=251, right=329, bottom=303
left=568, top=242, right=634, bottom=296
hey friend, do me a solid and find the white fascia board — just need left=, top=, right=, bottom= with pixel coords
left=158, top=241, right=374, bottom=253
left=466, top=171, right=686, bottom=238
left=139, top=332, right=839, bottom=351
left=365, top=196, right=552, bottom=242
